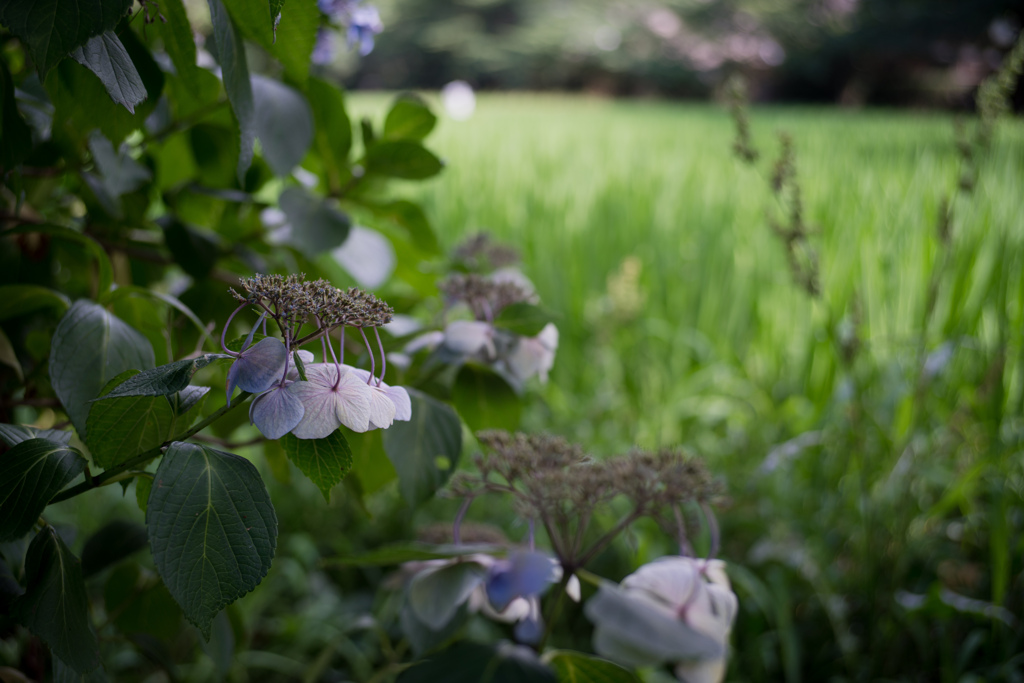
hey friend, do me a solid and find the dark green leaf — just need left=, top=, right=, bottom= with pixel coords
left=382, top=389, right=462, bottom=507
left=155, top=0, right=204, bottom=96
left=0, top=0, right=133, bottom=77
left=545, top=652, right=641, bottom=683
left=0, top=59, right=33, bottom=168
left=80, top=520, right=147, bottom=578
left=280, top=430, right=353, bottom=502
left=53, top=657, right=109, bottom=683
left=267, top=0, right=319, bottom=85
left=278, top=186, right=351, bottom=257
left=252, top=75, right=313, bottom=176
left=408, top=560, right=486, bottom=630
left=0, top=285, right=71, bottom=321
left=147, top=442, right=277, bottom=639
left=88, top=130, right=151, bottom=196
left=94, top=354, right=232, bottom=399
left=45, top=57, right=138, bottom=143
left=0, top=328, right=21, bottom=380
left=452, top=364, right=521, bottom=432
left=307, top=77, right=351, bottom=177
left=493, top=302, right=559, bottom=337
left=14, top=527, right=100, bottom=674
left=348, top=428, right=396, bottom=494
left=221, top=0, right=274, bottom=49
left=1, top=226, right=113, bottom=295
left=135, top=477, right=153, bottom=513
left=0, top=439, right=87, bottom=542
left=400, top=601, right=469, bottom=657
left=70, top=31, right=146, bottom=113
left=0, top=424, right=72, bottom=448
left=383, top=94, right=437, bottom=141
left=86, top=371, right=176, bottom=470
left=365, top=140, right=444, bottom=180
left=50, top=300, right=155, bottom=435
left=0, top=557, right=25, bottom=623
left=397, top=641, right=556, bottom=683
left=325, top=542, right=503, bottom=567
left=161, top=218, right=222, bottom=280
left=100, top=285, right=215, bottom=351
left=169, top=386, right=211, bottom=434
left=103, top=563, right=182, bottom=640
left=208, top=0, right=255, bottom=183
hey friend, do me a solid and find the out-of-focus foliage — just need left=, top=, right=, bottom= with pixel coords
left=332, top=0, right=1022, bottom=105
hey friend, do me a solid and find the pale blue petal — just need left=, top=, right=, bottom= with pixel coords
left=228, top=337, right=287, bottom=400
left=250, top=384, right=305, bottom=439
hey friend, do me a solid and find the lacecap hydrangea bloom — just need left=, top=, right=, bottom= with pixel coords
left=220, top=274, right=410, bottom=440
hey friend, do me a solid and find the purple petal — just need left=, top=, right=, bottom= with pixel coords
left=227, top=337, right=287, bottom=401
left=513, top=598, right=543, bottom=644
left=485, top=552, right=558, bottom=613
left=250, top=384, right=305, bottom=439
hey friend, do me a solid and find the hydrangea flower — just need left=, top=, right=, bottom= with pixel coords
left=288, top=363, right=373, bottom=437
left=348, top=366, right=412, bottom=429
left=249, top=382, right=305, bottom=439
left=585, top=557, right=738, bottom=683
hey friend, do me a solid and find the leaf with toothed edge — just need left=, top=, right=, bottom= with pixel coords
left=0, top=438, right=87, bottom=542
left=280, top=431, right=353, bottom=501
left=93, top=355, right=232, bottom=400
left=147, top=442, right=277, bottom=639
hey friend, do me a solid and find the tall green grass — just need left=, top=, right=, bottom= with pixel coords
left=352, top=94, right=1024, bottom=680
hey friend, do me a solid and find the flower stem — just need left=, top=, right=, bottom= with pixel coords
left=537, top=568, right=572, bottom=651
left=47, top=392, right=252, bottom=505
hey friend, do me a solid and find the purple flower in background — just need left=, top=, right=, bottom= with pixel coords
left=484, top=551, right=558, bottom=613
left=312, top=27, right=336, bottom=65
left=317, top=0, right=383, bottom=57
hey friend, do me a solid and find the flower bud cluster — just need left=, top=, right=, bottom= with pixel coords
left=452, top=232, right=521, bottom=270
left=232, top=274, right=393, bottom=330
left=439, top=273, right=531, bottom=321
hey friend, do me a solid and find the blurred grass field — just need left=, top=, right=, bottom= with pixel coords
left=353, top=93, right=1024, bottom=680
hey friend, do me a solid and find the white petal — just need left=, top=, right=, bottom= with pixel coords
left=386, top=384, right=412, bottom=421
left=331, top=226, right=396, bottom=288
left=444, top=320, right=495, bottom=357
left=622, top=556, right=702, bottom=612
left=333, top=371, right=373, bottom=432
left=404, top=330, right=445, bottom=354
left=367, top=386, right=397, bottom=429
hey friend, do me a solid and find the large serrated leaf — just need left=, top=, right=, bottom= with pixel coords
left=0, top=424, right=72, bottom=448
left=208, top=0, right=255, bottom=183
left=85, top=372, right=176, bottom=469
left=71, top=31, right=146, bottom=113
left=0, top=439, right=87, bottom=542
left=0, top=0, right=133, bottom=77
left=15, top=527, right=100, bottom=674
left=252, top=75, right=313, bottom=176
left=147, top=442, right=277, bottom=639
left=279, top=186, right=350, bottom=257
left=92, top=354, right=231, bottom=399
left=381, top=389, right=462, bottom=507
left=280, top=430, right=353, bottom=502
left=545, top=651, right=641, bottom=683
left=50, top=300, right=155, bottom=436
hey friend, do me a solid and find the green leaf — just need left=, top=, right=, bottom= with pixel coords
left=382, top=389, right=462, bottom=507
left=0, top=285, right=71, bottom=321
left=307, top=77, right=352, bottom=179
left=1, top=226, right=112, bottom=295
left=401, top=600, right=469, bottom=657
left=383, top=93, right=437, bottom=141
left=252, top=75, right=313, bottom=176
left=14, top=527, right=100, bottom=674
left=408, top=559, right=486, bottom=630
left=347, top=428, right=396, bottom=494
left=50, top=300, right=155, bottom=435
left=170, top=386, right=211, bottom=434
left=80, top=520, right=148, bottom=578
left=0, top=0, right=133, bottom=77
left=147, top=441, right=277, bottom=639
left=0, top=439, right=87, bottom=541
left=0, top=424, right=72, bottom=448
left=161, top=218, right=222, bottom=279
left=88, top=130, right=151, bottom=197
left=101, top=285, right=215, bottom=351
left=208, top=0, right=255, bottom=183
left=493, top=302, right=558, bottom=337
left=280, top=430, right=353, bottom=502
left=397, top=641, right=556, bottom=683
left=0, top=328, right=22, bottom=381
left=103, top=563, right=183, bottom=640
left=86, top=370, right=176, bottom=470
left=365, top=140, right=444, bottom=180
left=452, top=364, right=522, bottom=432
left=135, top=477, right=153, bottom=513
left=92, top=354, right=231, bottom=400
left=53, top=656, right=109, bottom=682
left=221, top=0, right=273, bottom=50
left=70, top=31, right=146, bottom=113
left=545, top=652, right=641, bottom=683
left=0, top=59, right=33, bottom=169
left=155, top=0, right=204, bottom=96
left=359, top=199, right=440, bottom=254
left=267, top=0, right=319, bottom=85
left=278, top=186, right=351, bottom=257
left=327, top=542, right=503, bottom=568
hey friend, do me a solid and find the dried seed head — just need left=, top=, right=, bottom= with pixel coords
left=453, top=233, right=520, bottom=271
left=440, top=274, right=531, bottom=320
